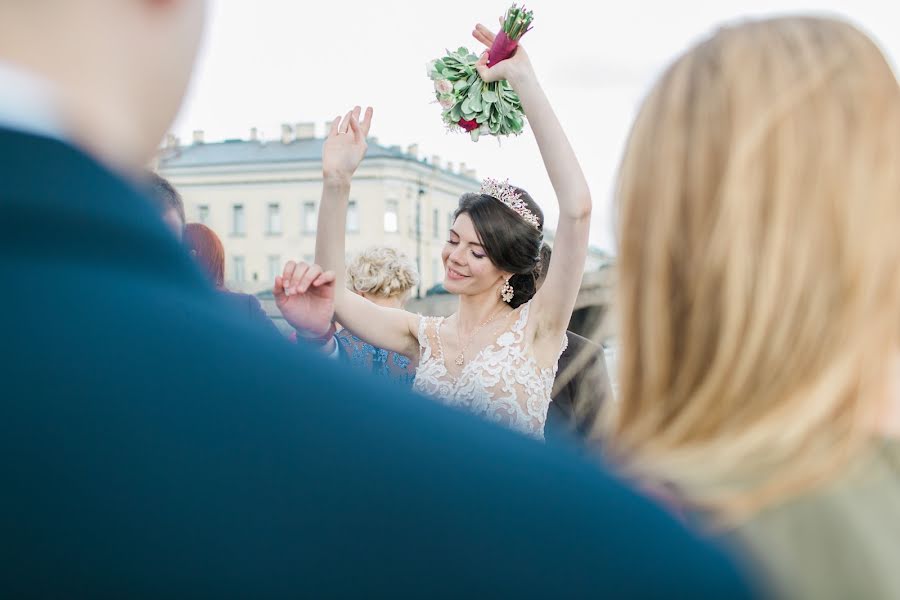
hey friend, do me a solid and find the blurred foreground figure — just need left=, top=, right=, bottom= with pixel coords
left=0, top=0, right=753, bottom=596
left=609, top=16, right=900, bottom=600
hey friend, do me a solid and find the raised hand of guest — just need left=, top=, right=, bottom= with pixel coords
left=322, top=106, right=373, bottom=184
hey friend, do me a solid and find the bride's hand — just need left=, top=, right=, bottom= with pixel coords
left=322, top=106, right=374, bottom=183
left=275, top=261, right=336, bottom=336
left=471, top=22, right=534, bottom=87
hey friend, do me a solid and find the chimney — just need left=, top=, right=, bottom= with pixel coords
left=464, top=168, right=477, bottom=179
left=369, top=136, right=379, bottom=146
left=407, top=143, right=419, bottom=159
left=164, top=133, right=179, bottom=149
left=192, top=130, right=204, bottom=145
left=446, top=161, right=454, bottom=173
left=250, top=127, right=259, bottom=142
left=295, top=122, right=315, bottom=140
left=280, top=124, right=294, bottom=144
left=324, top=120, right=335, bottom=135
left=431, top=155, right=441, bottom=169
left=459, top=161, right=467, bottom=174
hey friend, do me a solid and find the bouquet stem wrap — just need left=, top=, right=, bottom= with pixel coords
left=488, top=31, right=518, bottom=66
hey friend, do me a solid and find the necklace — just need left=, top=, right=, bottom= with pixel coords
left=454, top=307, right=506, bottom=367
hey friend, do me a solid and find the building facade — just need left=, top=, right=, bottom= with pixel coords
left=157, top=124, right=480, bottom=294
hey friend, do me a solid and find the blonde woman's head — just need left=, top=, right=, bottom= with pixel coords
left=610, top=16, right=900, bottom=524
left=346, top=246, right=419, bottom=307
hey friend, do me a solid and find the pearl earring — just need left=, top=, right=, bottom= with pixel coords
left=500, top=279, right=514, bottom=303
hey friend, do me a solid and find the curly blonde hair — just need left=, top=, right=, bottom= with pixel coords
left=346, top=246, right=419, bottom=300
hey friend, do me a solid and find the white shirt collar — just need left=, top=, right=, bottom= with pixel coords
left=0, top=60, right=68, bottom=141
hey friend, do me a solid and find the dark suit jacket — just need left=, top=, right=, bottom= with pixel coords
left=219, top=290, right=282, bottom=338
left=547, top=331, right=613, bottom=445
left=0, top=128, right=754, bottom=597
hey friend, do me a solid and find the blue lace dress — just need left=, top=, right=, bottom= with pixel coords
left=335, top=328, right=416, bottom=387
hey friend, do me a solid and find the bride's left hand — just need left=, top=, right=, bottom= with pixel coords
left=471, top=22, right=534, bottom=86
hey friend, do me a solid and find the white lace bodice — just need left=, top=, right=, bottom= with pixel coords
left=413, top=302, right=567, bottom=439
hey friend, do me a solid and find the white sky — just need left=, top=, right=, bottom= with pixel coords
left=172, top=0, right=900, bottom=251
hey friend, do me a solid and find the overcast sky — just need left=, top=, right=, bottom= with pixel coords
left=172, top=0, right=900, bottom=251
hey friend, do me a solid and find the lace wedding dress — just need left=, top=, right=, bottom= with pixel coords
left=413, top=301, right=567, bottom=439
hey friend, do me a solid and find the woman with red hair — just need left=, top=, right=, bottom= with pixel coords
left=183, top=223, right=280, bottom=338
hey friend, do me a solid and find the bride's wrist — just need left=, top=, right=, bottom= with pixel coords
left=505, top=58, right=537, bottom=88
left=509, top=70, right=540, bottom=96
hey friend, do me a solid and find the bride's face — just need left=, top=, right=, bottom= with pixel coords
left=441, top=212, right=509, bottom=296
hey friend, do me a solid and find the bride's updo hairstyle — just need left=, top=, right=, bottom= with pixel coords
left=455, top=185, right=551, bottom=309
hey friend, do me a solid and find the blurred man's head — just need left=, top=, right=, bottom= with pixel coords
left=0, top=0, right=207, bottom=172
left=146, top=172, right=185, bottom=239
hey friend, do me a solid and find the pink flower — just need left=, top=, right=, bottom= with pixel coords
left=434, top=79, right=454, bottom=95
left=439, top=95, right=455, bottom=110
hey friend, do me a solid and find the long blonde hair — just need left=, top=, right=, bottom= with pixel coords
left=608, top=16, right=900, bottom=524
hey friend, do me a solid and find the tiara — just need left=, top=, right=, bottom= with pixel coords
left=480, top=178, right=540, bottom=229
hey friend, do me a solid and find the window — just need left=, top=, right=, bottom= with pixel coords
left=267, top=203, right=282, bottom=235
left=303, top=201, right=317, bottom=234
left=447, top=211, right=455, bottom=233
left=197, top=205, right=210, bottom=225
left=267, top=255, right=282, bottom=281
left=231, top=204, right=245, bottom=236
left=347, top=200, right=360, bottom=233
left=384, top=199, right=399, bottom=233
left=433, top=208, right=440, bottom=239
left=232, top=256, right=246, bottom=283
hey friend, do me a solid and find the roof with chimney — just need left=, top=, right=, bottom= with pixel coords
left=159, top=138, right=412, bottom=168
left=157, top=126, right=478, bottom=183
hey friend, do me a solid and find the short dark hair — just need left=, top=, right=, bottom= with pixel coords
left=145, top=171, right=185, bottom=225
left=455, top=187, right=551, bottom=308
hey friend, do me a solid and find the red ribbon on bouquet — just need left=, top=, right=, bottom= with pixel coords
left=487, top=30, right=520, bottom=67
left=457, top=4, right=534, bottom=132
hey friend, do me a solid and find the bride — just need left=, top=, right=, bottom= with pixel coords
left=282, top=23, right=592, bottom=439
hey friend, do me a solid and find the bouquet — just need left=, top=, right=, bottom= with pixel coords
left=427, top=4, right=534, bottom=141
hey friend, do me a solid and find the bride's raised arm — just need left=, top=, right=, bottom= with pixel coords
left=285, top=107, right=420, bottom=358
left=474, top=24, right=592, bottom=339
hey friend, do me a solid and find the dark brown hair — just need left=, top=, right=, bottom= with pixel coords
left=455, top=187, right=551, bottom=308
left=146, top=171, right=185, bottom=225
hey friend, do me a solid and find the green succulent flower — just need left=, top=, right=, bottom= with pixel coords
left=426, top=41, right=528, bottom=141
